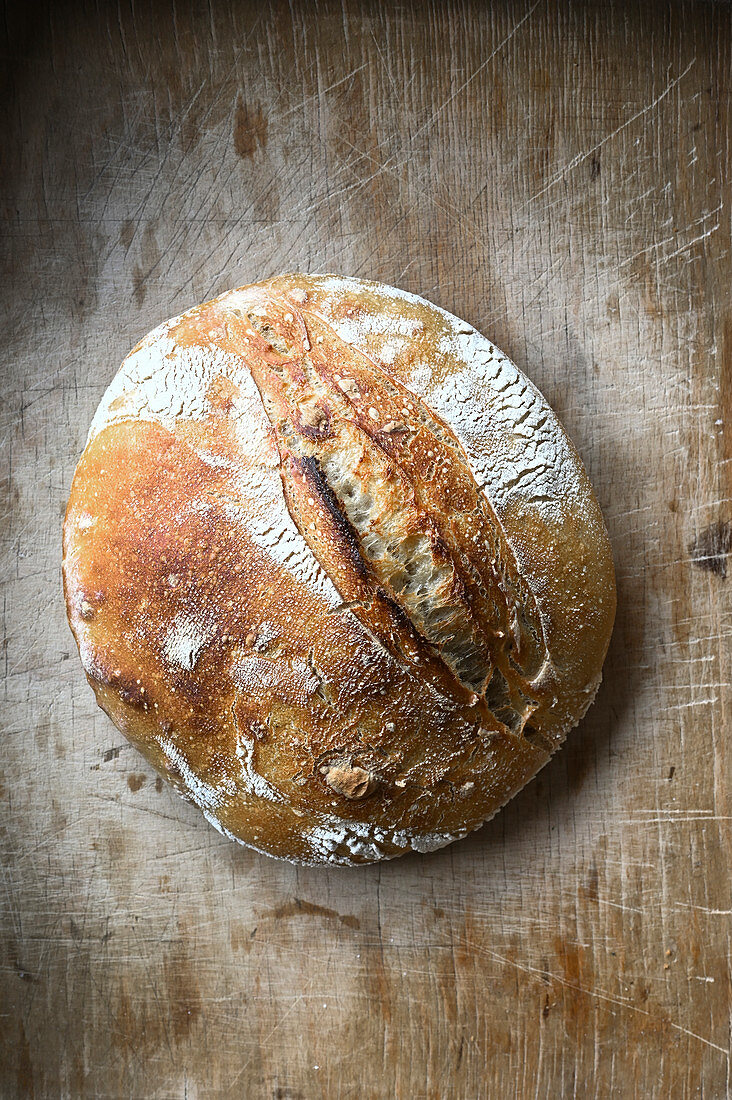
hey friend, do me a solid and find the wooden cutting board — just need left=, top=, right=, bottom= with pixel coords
left=2, top=2, right=730, bottom=1096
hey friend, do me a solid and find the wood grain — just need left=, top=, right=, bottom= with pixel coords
left=1, top=1, right=730, bottom=1096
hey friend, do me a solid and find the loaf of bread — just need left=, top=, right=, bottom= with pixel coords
left=63, top=275, right=615, bottom=865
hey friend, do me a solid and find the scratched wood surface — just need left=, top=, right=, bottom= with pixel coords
left=1, top=1, right=731, bottom=1096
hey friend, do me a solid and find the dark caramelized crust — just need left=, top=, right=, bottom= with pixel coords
left=63, top=274, right=616, bottom=864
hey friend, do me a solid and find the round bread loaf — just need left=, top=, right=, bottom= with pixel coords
left=63, top=274, right=615, bottom=865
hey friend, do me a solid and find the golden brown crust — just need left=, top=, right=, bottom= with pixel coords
left=63, top=274, right=616, bottom=864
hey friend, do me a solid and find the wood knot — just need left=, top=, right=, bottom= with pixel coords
left=322, top=763, right=377, bottom=800
left=689, top=519, right=732, bottom=579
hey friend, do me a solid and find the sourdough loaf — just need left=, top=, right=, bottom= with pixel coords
left=63, top=275, right=616, bottom=865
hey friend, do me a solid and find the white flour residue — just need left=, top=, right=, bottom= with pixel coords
left=312, top=275, right=425, bottom=365
left=89, top=303, right=279, bottom=468
left=303, top=810, right=467, bottom=864
left=200, top=809, right=240, bottom=843
left=88, top=321, right=256, bottom=444
left=408, top=362, right=432, bottom=390
left=192, top=804, right=468, bottom=866
left=305, top=817, right=383, bottom=863
left=160, top=737, right=227, bottom=813
left=313, top=274, right=429, bottom=314
left=74, top=511, right=96, bottom=533
left=162, top=613, right=215, bottom=671
left=232, top=656, right=280, bottom=694
left=186, top=499, right=214, bottom=517
left=408, top=831, right=465, bottom=854
left=227, top=355, right=280, bottom=463
left=86, top=331, right=170, bottom=441
left=252, top=621, right=279, bottom=652
left=87, top=298, right=344, bottom=609
left=234, top=729, right=283, bottom=804
left=193, top=450, right=233, bottom=469
left=224, top=467, right=341, bottom=608
left=378, top=337, right=406, bottom=365
left=77, top=631, right=106, bottom=683
left=307, top=826, right=382, bottom=864
left=289, top=657, right=320, bottom=695
left=330, top=310, right=422, bottom=345
left=410, top=326, right=576, bottom=519
left=232, top=654, right=319, bottom=705
left=308, top=275, right=578, bottom=522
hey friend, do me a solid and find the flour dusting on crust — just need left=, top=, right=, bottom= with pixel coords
left=234, top=729, right=285, bottom=804
left=308, top=275, right=577, bottom=523
left=87, top=324, right=237, bottom=441
left=90, top=313, right=342, bottom=608
left=162, top=614, right=215, bottom=671
left=413, top=336, right=575, bottom=520
left=160, top=737, right=226, bottom=812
